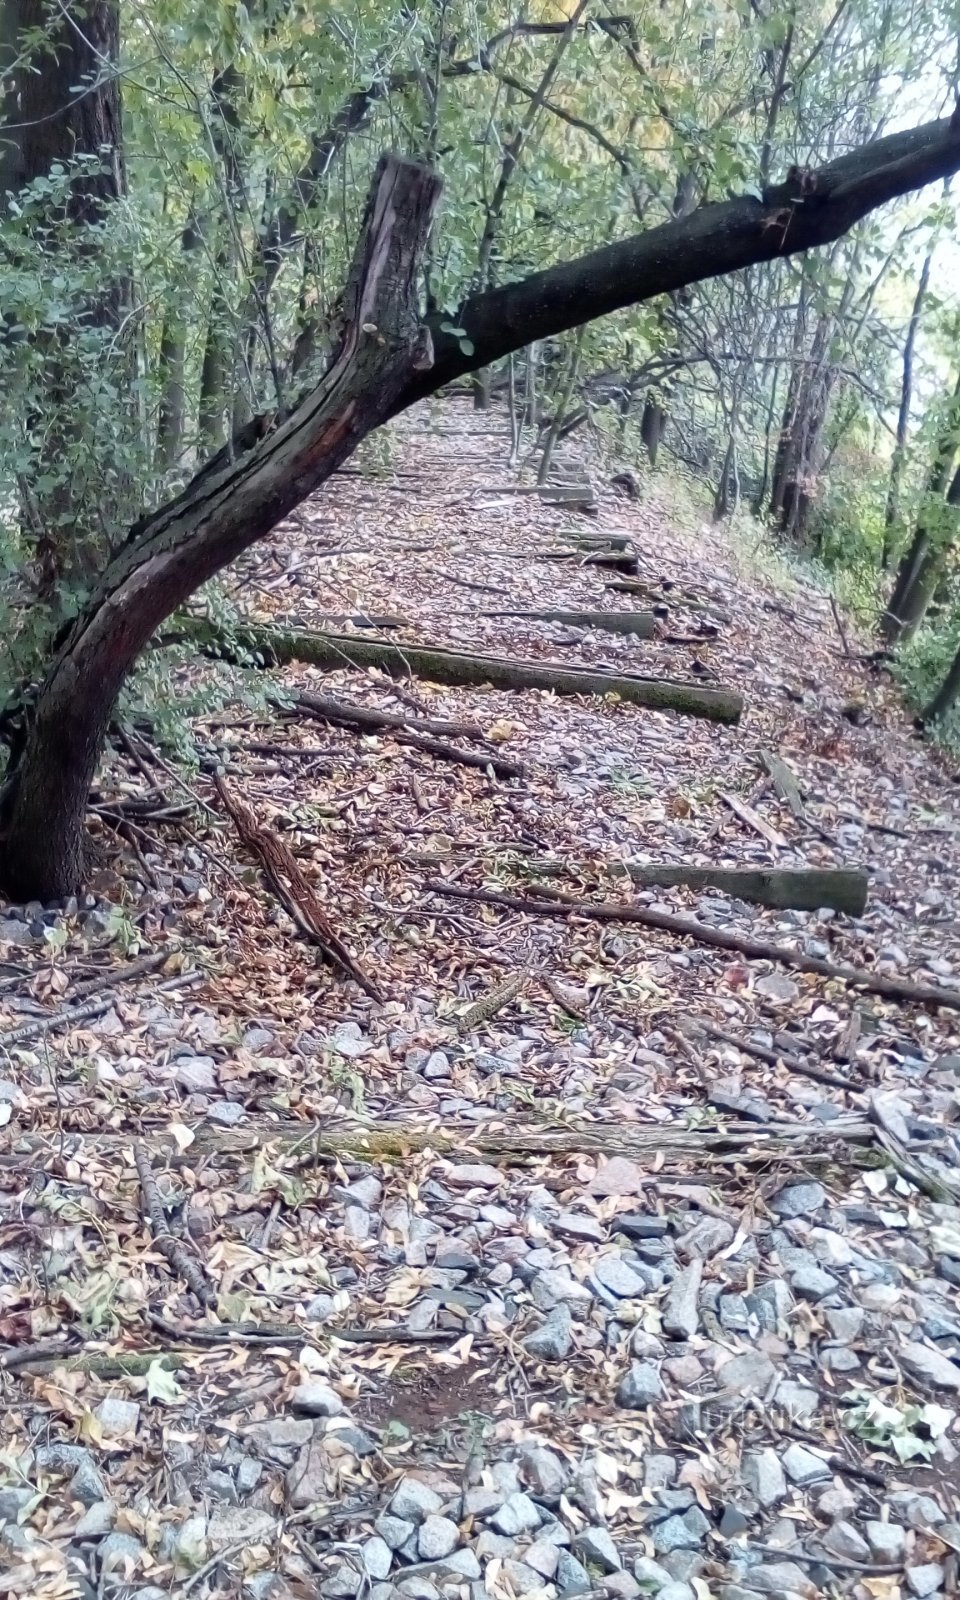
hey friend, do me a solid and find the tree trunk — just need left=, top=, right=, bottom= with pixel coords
left=882, top=376, right=960, bottom=643
left=923, top=633, right=960, bottom=726
left=0, top=155, right=443, bottom=900
left=883, top=247, right=933, bottom=562
left=8, top=0, right=131, bottom=601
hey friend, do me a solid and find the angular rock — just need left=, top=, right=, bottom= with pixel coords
left=782, top=1443, right=830, bottom=1485
left=99, top=1531, right=145, bottom=1572
left=589, top=1158, right=647, bottom=1197
left=74, top=1501, right=116, bottom=1538
left=790, top=1266, right=839, bottom=1301
left=524, top=1304, right=573, bottom=1360
left=907, top=1566, right=945, bottom=1598
left=502, top=1559, right=547, bottom=1594
left=865, top=1522, right=906, bottom=1562
left=824, top=1307, right=864, bottom=1342
left=391, top=1478, right=445, bottom=1523
left=593, top=1255, right=647, bottom=1298
left=718, top=1351, right=775, bottom=1396
left=900, top=1340, right=960, bottom=1391
left=362, top=1537, right=393, bottom=1580
left=209, top=1506, right=276, bottom=1548
left=243, top=1416, right=314, bottom=1460
left=677, top=1217, right=735, bottom=1261
left=290, top=1379, right=346, bottom=1418
left=490, top=1493, right=541, bottom=1537
left=94, top=1397, right=139, bottom=1436
left=556, top=1550, right=592, bottom=1594
left=376, top=1514, right=416, bottom=1550
left=524, top=1539, right=560, bottom=1579
left=532, top=1269, right=594, bottom=1308
left=644, top=1456, right=677, bottom=1490
left=616, top=1360, right=663, bottom=1409
left=822, top=1521, right=870, bottom=1562
left=776, top=1380, right=819, bottom=1419
left=662, top=1260, right=702, bottom=1339
left=652, top=1508, right=711, bottom=1553
left=746, top=1563, right=815, bottom=1595
left=418, top=1515, right=459, bottom=1561
left=71, top=1459, right=109, bottom=1507
left=742, top=1450, right=786, bottom=1508
left=769, top=1182, right=825, bottom=1219
left=518, top=1446, right=569, bottom=1502
left=446, top=1164, right=502, bottom=1189
left=573, top=1526, right=621, bottom=1573
left=552, top=1211, right=606, bottom=1244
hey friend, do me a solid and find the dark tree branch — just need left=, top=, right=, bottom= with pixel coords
left=403, top=110, right=960, bottom=405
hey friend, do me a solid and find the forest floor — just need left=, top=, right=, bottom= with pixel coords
left=4, top=399, right=960, bottom=1600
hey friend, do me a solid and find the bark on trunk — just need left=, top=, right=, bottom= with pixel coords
left=922, top=634, right=960, bottom=726
left=882, top=394, right=960, bottom=644
left=0, top=155, right=443, bottom=900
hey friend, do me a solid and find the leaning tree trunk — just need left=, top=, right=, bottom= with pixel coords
left=923, top=632, right=960, bottom=726
left=0, top=156, right=442, bottom=901
left=882, top=378, right=960, bottom=644
left=883, top=247, right=933, bottom=564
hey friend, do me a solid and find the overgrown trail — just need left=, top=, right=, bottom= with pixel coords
left=4, top=402, right=960, bottom=1599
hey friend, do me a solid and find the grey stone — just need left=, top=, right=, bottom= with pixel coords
left=552, top=1211, right=606, bottom=1244
left=446, top=1164, right=502, bottom=1189
left=518, top=1446, right=569, bottom=1502
left=776, top=1380, right=819, bottom=1419
left=95, top=1397, right=140, bottom=1436
left=321, top=1560, right=363, bottom=1598
left=439, top=1549, right=482, bottom=1579
left=769, top=1182, right=826, bottom=1219
left=462, top=1487, right=505, bottom=1517
left=0, top=1487, right=36, bottom=1520
left=818, top=1483, right=857, bottom=1518
left=907, top=1566, right=945, bottom=1598
left=790, top=1265, right=839, bottom=1301
left=524, top=1539, right=560, bottom=1579
left=524, top=1304, right=574, bottom=1360
left=742, top=1450, right=786, bottom=1508
left=658, top=1588, right=696, bottom=1600
left=0, top=919, right=35, bottom=946
left=305, top=1294, right=336, bottom=1323
left=344, top=1175, right=382, bottom=1209
left=718, top=1293, right=752, bottom=1332
left=396, top=1583, right=440, bottom=1600
left=662, top=1261, right=702, bottom=1339
left=236, top=1458, right=263, bottom=1495
left=616, top=1360, right=664, bottom=1409
left=290, top=1380, right=345, bottom=1417
left=821, top=1345, right=860, bottom=1371
left=74, top=1501, right=116, bottom=1538
left=556, top=1551, right=592, bottom=1594
left=476, top=1532, right=516, bottom=1560
left=531, top=1269, right=593, bottom=1308
left=99, top=1531, right=146, bottom=1572
left=593, top=1256, right=647, bottom=1298
left=174, top=1055, right=218, bottom=1092
left=328, top=1022, right=370, bottom=1058
left=677, top=1217, right=735, bottom=1260
left=502, top=1560, right=546, bottom=1595
left=207, top=1100, right=246, bottom=1126
left=865, top=1522, right=906, bottom=1562
left=888, top=1491, right=944, bottom=1527
left=572, top=1526, right=621, bottom=1573
left=71, top=1458, right=109, bottom=1507
left=652, top=1509, right=710, bottom=1553
left=491, top=1493, right=541, bottom=1537
left=35, top=1443, right=94, bottom=1475
left=824, top=1306, right=864, bottom=1341
left=362, top=1538, right=393, bottom=1580
left=204, top=1470, right=238, bottom=1503
left=718, top=1352, right=775, bottom=1396
left=782, top=1443, right=829, bottom=1484
left=747, top=1564, right=812, bottom=1595
left=376, top=1514, right=415, bottom=1550
left=392, top=1478, right=444, bottom=1523
left=634, top=1554, right=674, bottom=1587
left=344, top=1205, right=372, bottom=1242
left=210, top=1507, right=276, bottom=1547
left=423, top=1052, right=451, bottom=1080
left=900, top=1340, right=960, bottom=1391
left=243, top=1416, right=314, bottom=1459
left=418, top=1516, right=459, bottom=1561
left=719, top=1506, right=750, bottom=1537
left=822, top=1521, right=870, bottom=1562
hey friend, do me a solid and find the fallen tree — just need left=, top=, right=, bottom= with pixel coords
left=428, top=880, right=960, bottom=1012
left=4, top=106, right=960, bottom=898
left=210, top=620, right=744, bottom=722
left=292, top=690, right=525, bottom=780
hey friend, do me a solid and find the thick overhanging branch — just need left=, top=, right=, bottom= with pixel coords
left=401, top=109, right=960, bottom=403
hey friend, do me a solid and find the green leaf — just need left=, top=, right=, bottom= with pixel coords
left=146, top=1360, right=183, bottom=1403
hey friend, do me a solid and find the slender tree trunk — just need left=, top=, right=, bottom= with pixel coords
left=883, top=248, right=933, bottom=563
left=538, top=327, right=586, bottom=484
left=155, top=212, right=202, bottom=473
left=922, top=632, right=960, bottom=725
left=882, top=375, right=960, bottom=643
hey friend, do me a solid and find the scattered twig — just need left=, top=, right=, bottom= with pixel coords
left=720, top=790, right=787, bottom=848
left=134, top=1144, right=215, bottom=1306
left=427, top=881, right=960, bottom=1013
left=0, top=1335, right=83, bottom=1371
left=145, top=1309, right=464, bottom=1345
left=213, top=771, right=383, bottom=1002
left=829, top=594, right=853, bottom=659
left=0, top=968, right=200, bottom=1050
left=684, top=1018, right=856, bottom=1091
